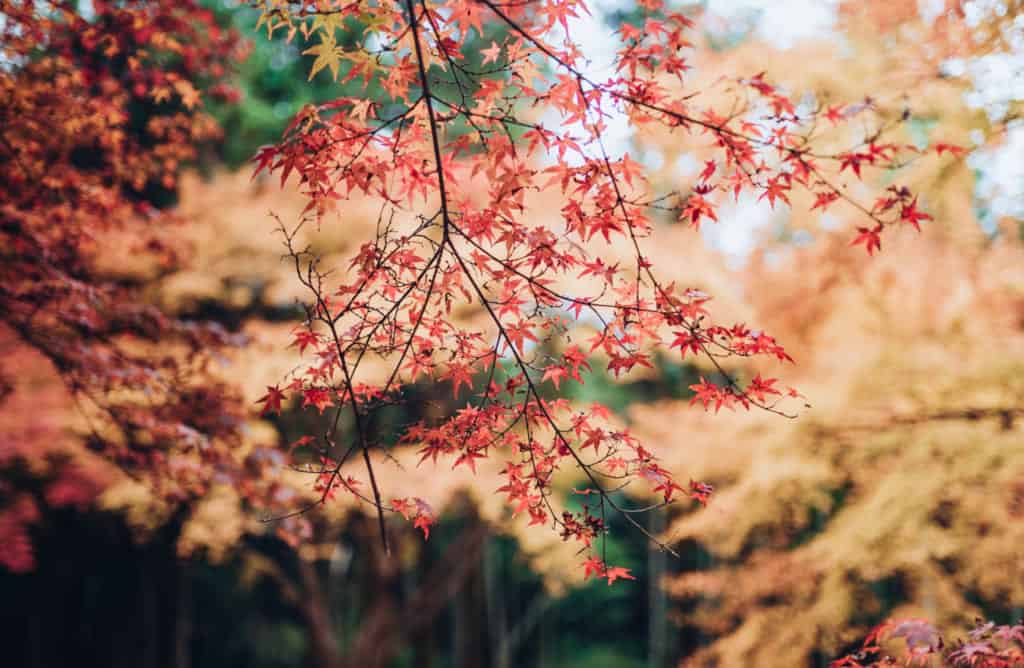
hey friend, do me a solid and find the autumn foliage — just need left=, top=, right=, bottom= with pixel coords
left=4, top=1, right=1024, bottom=666
left=5, top=3, right=1017, bottom=662
left=245, top=0, right=963, bottom=579
left=0, top=0, right=974, bottom=581
left=833, top=618, right=1024, bottom=667
left=0, top=1, right=246, bottom=571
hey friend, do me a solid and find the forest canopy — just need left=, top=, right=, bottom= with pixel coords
left=1, top=1, right=1022, bottom=667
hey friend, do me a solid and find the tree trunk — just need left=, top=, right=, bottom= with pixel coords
left=297, top=558, right=344, bottom=668
left=648, top=509, right=667, bottom=668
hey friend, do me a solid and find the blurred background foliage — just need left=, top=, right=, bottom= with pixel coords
left=203, top=0, right=515, bottom=168
left=2, top=1, right=1023, bottom=667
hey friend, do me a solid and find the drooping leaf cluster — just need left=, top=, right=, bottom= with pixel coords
left=249, top=0, right=960, bottom=577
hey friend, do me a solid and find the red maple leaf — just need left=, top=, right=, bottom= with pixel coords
left=257, top=385, right=287, bottom=415
left=851, top=225, right=883, bottom=255
left=603, top=566, right=636, bottom=585
left=302, top=387, right=334, bottom=414
left=899, top=198, right=932, bottom=232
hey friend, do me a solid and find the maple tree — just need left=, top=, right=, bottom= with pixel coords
left=0, top=0, right=976, bottom=589
left=2, top=1, right=1020, bottom=665
left=246, top=0, right=962, bottom=580
left=0, top=0, right=250, bottom=572
left=833, top=618, right=1024, bottom=667
left=660, top=228, right=1024, bottom=665
left=643, top=3, right=1024, bottom=663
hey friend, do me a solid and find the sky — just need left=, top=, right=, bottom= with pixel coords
left=563, top=0, right=1024, bottom=260
left=560, top=0, right=839, bottom=262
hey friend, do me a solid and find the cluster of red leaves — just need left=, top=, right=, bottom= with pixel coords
left=582, top=555, right=636, bottom=585
left=0, top=1, right=257, bottom=572
left=248, top=0, right=961, bottom=574
left=833, top=618, right=1024, bottom=667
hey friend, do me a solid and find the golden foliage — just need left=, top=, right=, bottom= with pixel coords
left=648, top=206, right=1024, bottom=668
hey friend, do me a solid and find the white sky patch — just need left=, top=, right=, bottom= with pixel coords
left=79, top=0, right=96, bottom=21
left=701, top=0, right=841, bottom=49
left=558, top=0, right=833, bottom=263
left=674, top=154, right=700, bottom=178
left=680, top=0, right=841, bottom=263
left=550, top=0, right=635, bottom=163
left=952, top=1, right=1024, bottom=230
left=557, top=0, right=1022, bottom=259
left=970, top=121, right=1024, bottom=229
left=641, top=147, right=666, bottom=170
left=819, top=212, right=842, bottom=230
left=918, top=0, right=948, bottom=24
left=560, top=0, right=844, bottom=160
left=961, top=51, right=1024, bottom=121
left=701, top=193, right=780, bottom=265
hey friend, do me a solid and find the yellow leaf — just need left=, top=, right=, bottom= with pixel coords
left=150, top=86, right=171, bottom=104
left=360, top=10, right=391, bottom=33
left=302, top=32, right=344, bottom=81
left=173, top=80, right=201, bottom=110
left=310, top=12, right=347, bottom=38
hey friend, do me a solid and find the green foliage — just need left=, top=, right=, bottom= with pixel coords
left=560, top=353, right=703, bottom=414
left=203, top=0, right=513, bottom=168
left=203, top=0, right=345, bottom=168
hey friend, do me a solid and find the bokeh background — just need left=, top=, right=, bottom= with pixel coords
left=2, top=1, right=1023, bottom=667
